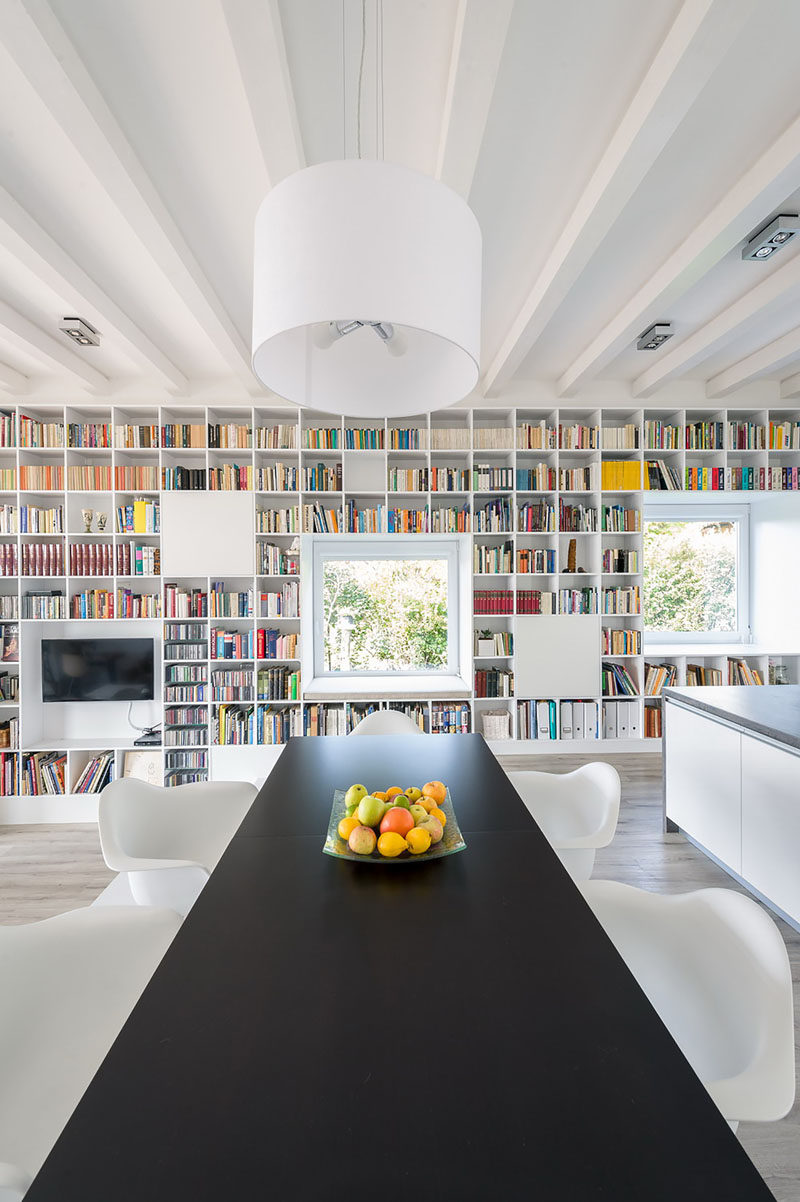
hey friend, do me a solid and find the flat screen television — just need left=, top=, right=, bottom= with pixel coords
left=41, top=638, right=155, bottom=702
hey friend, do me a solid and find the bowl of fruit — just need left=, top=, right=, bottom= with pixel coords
left=323, top=781, right=467, bottom=864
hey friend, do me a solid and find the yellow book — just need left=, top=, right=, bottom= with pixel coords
left=133, top=500, right=147, bottom=533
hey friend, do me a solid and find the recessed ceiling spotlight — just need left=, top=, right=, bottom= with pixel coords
left=59, top=317, right=100, bottom=347
left=742, top=215, right=800, bottom=261
left=636, top=323, right=673, bottom=351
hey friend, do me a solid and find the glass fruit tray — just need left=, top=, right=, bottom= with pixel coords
left=323, top=787, right=467, bottom=865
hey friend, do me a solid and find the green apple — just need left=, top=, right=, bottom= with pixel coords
left=409, top=804, right=428, bottom=825
left=344, top=784, right=368, bottom=811
left=392, top=793, right=411, bottom=809
left=357, top=794, right=386, bottom=828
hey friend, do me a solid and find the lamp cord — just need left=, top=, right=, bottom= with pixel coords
left=356, top=0, right=366, bottom=158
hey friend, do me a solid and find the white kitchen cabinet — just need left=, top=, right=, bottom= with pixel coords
left=741, top=736, right=800, bottom=925
left=665, top=701, right=741, bottom=873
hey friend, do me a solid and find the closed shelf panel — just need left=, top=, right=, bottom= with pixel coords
left=741, top=734, right=800, bottom=926
left=664, top=702, right=741, bottom=873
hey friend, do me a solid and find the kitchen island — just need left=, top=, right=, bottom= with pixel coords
left=664, top=685, right=800, bottom=931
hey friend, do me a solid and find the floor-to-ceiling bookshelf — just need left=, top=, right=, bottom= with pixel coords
left=1, top=400, right=799, bottom=817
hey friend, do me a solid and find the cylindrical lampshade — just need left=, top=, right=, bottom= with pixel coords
left=252, top=160, right=481, bottom=417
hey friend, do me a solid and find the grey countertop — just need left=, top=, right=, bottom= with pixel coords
left=663, top=685, right=800, bottom=750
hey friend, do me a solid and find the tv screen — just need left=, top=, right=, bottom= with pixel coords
left=41, top=639, right=155, bottom=703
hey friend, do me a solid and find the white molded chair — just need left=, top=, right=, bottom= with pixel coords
left=580, top=880, right=795, bottom=1128
left=0, top=906, right=181, bottom=1199
left=506, top=763, right=620, bottom=881
left=98, top=778, right=257, bottom=916
left=350, top=710, right=425, bottom=736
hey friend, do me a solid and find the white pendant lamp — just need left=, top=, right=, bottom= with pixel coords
left=251, top=159, right=482, bottom=417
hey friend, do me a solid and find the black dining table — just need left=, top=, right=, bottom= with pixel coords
left=26, top=733, right=775, bottom=1200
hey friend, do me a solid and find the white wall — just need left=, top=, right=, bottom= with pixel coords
left=750, top=495, right=800, bottom=645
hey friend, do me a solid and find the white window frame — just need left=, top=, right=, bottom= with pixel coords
left=303, top=534, right=470, bottom=684
left=642, top=503, right=750, bottom=644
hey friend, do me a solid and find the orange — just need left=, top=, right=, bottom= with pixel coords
left=422, top=781, right=446, bottom=806
left=406, top=827, right=432, bottom=855
left=372, top=791, right=387, bottom=802
left=430, top=806, right=447, bottom=828
left=416, top=796, right=435, bottom=813
left=385, top=786, right=404, bottom=800
left=338, top=816, right=360, bottom=840
left=380, top=806, right=415, bottom=837
left=377, top=831, right=407, bottom=858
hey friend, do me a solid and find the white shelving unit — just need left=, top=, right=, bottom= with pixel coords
left=0, top=399, right=797, bottom=818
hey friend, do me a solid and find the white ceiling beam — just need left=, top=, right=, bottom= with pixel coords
left=706, top=327, right=800, bottom=397
left=0, top=186, right=188, bottom=394
left=7, top=0, right=255, bottom=388
left=435, top=0, right=514, bottom=199
left=779, top=370, right=800, bottom=398
left=558, top=109, right=800, bottom=397
left=633, top=250, right=800, bottom=396
left=0, top=361, right=29, bottom=394
left=0, top=300, right=109, bottom=392
left=220, top=0, right=304, bottom=186
left=484, top=0, right=750, bottom=396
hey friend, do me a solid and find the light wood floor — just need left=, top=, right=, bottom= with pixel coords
left=1, top=752, right=798, bottom=1199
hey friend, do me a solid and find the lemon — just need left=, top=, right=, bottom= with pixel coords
left=406, top=827, right=431, bottom=855
left=430, top=806, right=447, bottom=828
left=338, top=816, right=360, bottom=841
left=377, top=831, right=407, bottom=858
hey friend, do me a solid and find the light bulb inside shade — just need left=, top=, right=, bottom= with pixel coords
left=311, top=322, right=343, bottom=351
left=385, top=328, right=408, bottom=357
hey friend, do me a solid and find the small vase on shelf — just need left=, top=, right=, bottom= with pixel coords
left=81, top=508, right=94, bottom=533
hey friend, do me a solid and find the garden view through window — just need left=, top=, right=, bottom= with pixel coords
left=322, top=556, right=449, bottom=672
left=643, top=518, right=739, bottom=635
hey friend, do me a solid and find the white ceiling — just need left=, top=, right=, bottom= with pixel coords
left=2, top=0, right=800, bottom=405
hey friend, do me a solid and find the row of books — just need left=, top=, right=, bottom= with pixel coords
left=257, top=667, right=300, bottom=700
left=258, top=629, right=298, bottom=659
left=164, top=727, right=207, bottom=746
left=473, top=498, right=512, bottom=532
left=601, top=586, right=641, bottom=614
left=603, top=627, right=641, bottom=655
left=560, top=588, right=598, bottom=614
left=257, top=424, right=297, bottom=450
left=602, top=504, right=641, bottom=532
left=74, top=751, right=114, bottom=794
left=559, top=501, right=598, bottom=532
left=602, top=661, right=638, bottom=697
left=257, top=543, right=299, bottom=576
left=344, top=427, right=384, bottom=449
left=114, top=466, right=159, bottom=490
left=21, top=751, right=68, bottom=794
left=164, top=642, right=205, bottom=660
left=644, top=662, right=678, bottom=695
left=0, top=751, right=18, bottom=794
left=164, top=585, right=208, bottom=618
left=602, top=548, right=638, bottom=573
left=165, top=685, right=206, bottom=702
left=645, top=460, right=682, bottom=490
left=116, top=500, right=160, bottom=534
left=302, top=428, right=340, bottom=450
left=66, top=466, right=114, bottom=491
left=164, top=622, right=206, bottom=640
left=517, top=464, right=556, bottom=490
left=474, top=541, right=513, bottom=574
left=302, top=463, right=342, bottom=491
left=165, top=664, right=206, bottom=683
left=210, top=668, right=254, bottom=701
left=209, top=584, right=254, bottom=618
left=19, top=417, right=62, bottom=448
left=0, top=544, right=16, bottom=576
left=70, top=590, right=161, bottom=620
left=728, top=658, right=764, bottom=685
left=472, top=465, right=515, bottom=491
left=0, top=597, right=17, bottom=620
left=474, top=668, right=514, bottom=698
left=0, top=716, right=18, bottom=748
left=559, top=465, right=597, bottom=491
left=114, top=423, right=158, bottom=448
left=21, top=593, right=66, bottom=619
left=0, top=412, right=14, bottom=448
left=600, top=461, right=641, bottom=491
left=116, top=589, right=161, bottom=619
left=162, top=467, right=206, bottom=490
left=645, top=706, right=662, bottom=738
left=260, top=582, right=300, bottom=618
left=474, top=632, right=513, bottom=655
left=0, top=670, right=18, bottom=700
left=161, top=423, right=206, bottom=448
left=517, top=699, right=600, bottom=740
left=258, top=464, right=298, bottom=491
left=431, top=467, right=469, bottom=491
left=22, top=543, right=64, bottom=576
left=208, top=423, right=253, bottom=449
left=517, top=548, right=556, bottom=574
left=116, top=543, right=160, bottom=577
left=19, top=465, right=63, bottom=490
left=344, top=503, right=383, bottom=534
left=165, top=749, right=207, bottom=770
left=208, top=466, right=253, bottom=491
left=559, top=424, right=599, bottom=450
left=165, top=705, right=207, bottom=725
left=602, top=424, right=639, bottom=450
left=260, top=706, right=303, bottom=743
left=211, top=628, right=254, bottom=659
left=430, top=702, right=471, bottom=734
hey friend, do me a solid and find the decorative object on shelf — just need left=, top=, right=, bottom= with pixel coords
left=481, top=710, right=511, bottom=740
left=476, top=632, right=495, bottom=657
left=81, top=508, right=94, bottom=533
left=96, top=511, right=108, bottom=531
left=566, top=538, right=577, bottom=573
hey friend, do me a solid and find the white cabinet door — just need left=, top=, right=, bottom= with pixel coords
left=665, top=702, right=741, bottom=872
left=741, top=735, right=800, bottom=925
